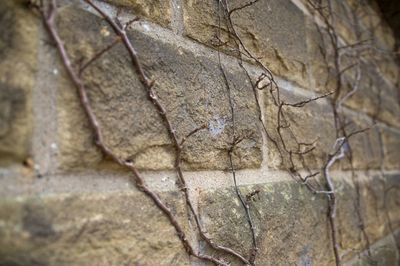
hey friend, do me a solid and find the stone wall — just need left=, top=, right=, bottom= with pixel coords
left=0, top=0, right=399, bottom=265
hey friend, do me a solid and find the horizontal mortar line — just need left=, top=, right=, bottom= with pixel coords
left=80, top=0, right=397, bottom=129
left=1, top=168, right=398, bottom=199
left=290, top=0, right=398, bottom=89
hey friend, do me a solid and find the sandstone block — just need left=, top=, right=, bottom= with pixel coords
left=183, top=0, right=310, bottom=88
left=0, top=190, right=189, bottom=266
left=0, top=1, right=38, bottom=164
left=305, top=4, right=398, bottom=98
left=345, top=232, right=399, bottom=266
left=381, top=128, right=400, bottom=170
left=55, top=5, right=262, bottom=171
left=197, top=174, right=400, bottom=265
left=344, top=177, right=400, bottom=265
left=102, top=0, right=171, bottom=27
left=263, top=88, right=336, bottom=170
left=306, top=18, right=337, bottom=93
left=342, top=64, right=400, bottom=128
left=352, top=2, right=396, bottom=51
left=339, top=112, right=383, bottom=170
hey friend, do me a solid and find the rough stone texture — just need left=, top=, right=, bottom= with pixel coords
left=345, top=231, right=400, bottom=266
left=381, top=128, right=400, bottom=170
left=263, top=88, right=336, bottom=170
left=0, top=1, right=37, bottom=164
left=342, top=64, right=400, bottom=129
left=307, top=20, right=400, bottom=128
left=308, top=0, right=396, bottom=52
left=183, top=0, right=310, bottom=89
left=306, top=18, right=337, bottom=94
left=55, top=5, right=262, bottom=171
left=339, top=112, right=383, bottom=170
left=103, top=0, right=171, bottom=27
left=0, top=1, right=399, bottom=265
left=198, top=181, right=333, bottom=265
left=198, top=174, right=400, bottom=265
left=330, top=0, right=395, bottom=50
left=373, top=55, right=400, bottom=88
left=305, top=3, right=400, bottom=125
left=329, top=0, right=359, bottom=46
left=0, top=190, right=190, bottom=266
left=344, top=176, right=400, bottom=265
left=347, top=0, right=396, bottom=51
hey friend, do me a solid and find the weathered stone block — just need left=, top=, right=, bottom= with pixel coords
left=197, top=175, right=400, bottom=265
left=307, top=0, right=395, bottom=51
left=345, top=232, right=400, bottom=266
left=339, top=112, right=383, bottom=170
left=381, top=128, right=400, bottom=170
left=331, top=0, right=359, bottom=44
left=342, top=64, right=400, bottom=128
left=198, top=181, right=333, bottom=265
left=306, top=18, right=337, bottom=94
left=55, top=5, right=262, bottom=170
left=102, top=0, right=171, bottom=27
left=0, top=1, right=38, bottom=164
left=344, top=176, right=400, bottom=265
left=305, top=3, right=398, bottom=96
left=183, top=0, right=310, bottom=89
left=363, top=174, right=400, bottom=244
left=374, top=56, right=399, bottom=87
left=263, top=87, right=336, bottom=170
left=352, top=2, right=396, bottom=52
left=0, top=190, right=189, bottom=266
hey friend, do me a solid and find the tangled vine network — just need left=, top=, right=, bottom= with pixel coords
left=29, top=0, right=397, bottom=265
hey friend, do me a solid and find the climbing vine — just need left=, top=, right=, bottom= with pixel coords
left=29, top=0, right=397, bottom=265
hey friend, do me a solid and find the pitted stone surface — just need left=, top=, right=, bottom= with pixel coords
left=198, top=175, right=400, bottom=265
left=339, top=112, right=383, bottom=170
left=343, top=64, right=400, bottom=128
left=0, top=190, right=189, bottom=266
left=56, top=6, right=262, bottom=170
left=263, top=88, right=336, bottom=170
left=183, top=0, right=310, bottom=88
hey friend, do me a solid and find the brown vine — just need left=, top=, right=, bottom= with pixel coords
left=28, top=0, right=395, bottom=265
left=214, top=0, right=387, bottom=265
left=31, top=0, right=251, bottom=265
